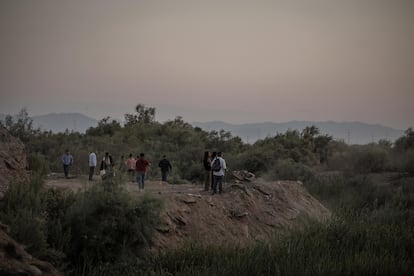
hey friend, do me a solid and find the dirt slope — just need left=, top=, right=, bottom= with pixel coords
left=151, top=179, right=330, bottom=251
left=44, top=175, right=331, bottom=251
left=0, top=224, right=62, bottom=276
left=0, top=125, right=28, bottom=200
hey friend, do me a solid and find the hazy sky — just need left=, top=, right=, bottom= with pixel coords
left=1, top=0, right=413, bottom=129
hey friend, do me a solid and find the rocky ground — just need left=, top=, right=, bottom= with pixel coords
left=43, top=173, right=331, bottom=252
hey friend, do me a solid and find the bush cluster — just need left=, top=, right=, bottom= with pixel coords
left=0, top=177, right=162, bottom=273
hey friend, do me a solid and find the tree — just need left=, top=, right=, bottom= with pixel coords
left=394, top=128, right=414, bottom=150
left=3, top=108, right=39, bottom=142
left=314, top=134, right=333, bottom=163
left=86, top=116, right=121, bottom=136
left=124, top=104, right=156, bottom=126
left=164, top=116, right=192, bottom=128
left=301, top=125, right=320, bottom=140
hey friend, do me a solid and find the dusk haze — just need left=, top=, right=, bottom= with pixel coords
left=1, top=0, right=413, bottom=129
left=1, top=1, right=414, bottom=274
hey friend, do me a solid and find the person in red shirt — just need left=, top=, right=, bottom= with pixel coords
left=136, top=153, right=150, bottom=191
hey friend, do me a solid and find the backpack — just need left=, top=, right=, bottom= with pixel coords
left=212, top=158, right=221, bottom=172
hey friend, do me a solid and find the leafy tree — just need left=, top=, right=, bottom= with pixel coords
left=395, top=128, right=414, bottom=150
left=314, top=134, right=333, bottom=164
left=86, top=116, right=121, bottom=136
left=3, top=108, right=39, bottom=142
left=124, top=103, right=156, bottom=126
left=393, top=128, right=414, bottom=174
left=378, top=139, right=392, bottom=148
left=301, top=125, right=320, bottom=141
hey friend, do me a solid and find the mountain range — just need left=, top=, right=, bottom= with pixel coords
left=0, top=112, right=405, bottom=144
left=192, top=121, right=405, bottom=145
left=0, top=112, right=98, bottom=134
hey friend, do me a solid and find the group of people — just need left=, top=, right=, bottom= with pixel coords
left=203, top=151, right=227, bottom=195
left=124, top=153, right=171, bottom=191
left=63, top=149, right=226, bottom=194
left=86, top=151, right=115, bottom=181
left=62, top=149, right=172, bottom=191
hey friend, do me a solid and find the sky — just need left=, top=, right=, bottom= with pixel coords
left=1, top=0, right=413, bottom=129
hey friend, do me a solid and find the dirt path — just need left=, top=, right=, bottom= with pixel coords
left=44, top=173, right=208, bottom=195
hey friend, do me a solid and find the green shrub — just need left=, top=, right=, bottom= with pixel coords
left=28, top=152, right=50, bottom=177
left=265, top=159, right=315, bottom=182
left=0, top=175, right=164, bottom=274
left=43, top=189, right=76, bottom=253
left=64, top=184, right=162, bottom=268
left=403, top=150, right=414, bottom=176
left=328, top=145, right=391, bottom=173
left=353, top=146, right=391, bottom=173
left=0, top=177, right=48, bottom=256
left=306, top=173, right=387, bottom=211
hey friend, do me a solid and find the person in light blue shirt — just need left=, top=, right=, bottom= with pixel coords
left=88, top=151, right=97, bottom=181
left=62, top=149, right=73, bottom=178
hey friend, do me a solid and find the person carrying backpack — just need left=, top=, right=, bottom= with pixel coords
left=211, top=152, right=226, bottom=194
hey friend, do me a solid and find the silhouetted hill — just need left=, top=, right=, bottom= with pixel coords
left=1, top=112, right=405, bottom=144
left=35, top=113, right=98, bottom=133
left=192, top=121, right=405, bottom=145
left=0, top=113, right=98, bottom=133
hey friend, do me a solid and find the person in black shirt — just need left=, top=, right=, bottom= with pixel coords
left=203, top=151, right=212, bottom=191
left=158, top=155, right=172, bottom=182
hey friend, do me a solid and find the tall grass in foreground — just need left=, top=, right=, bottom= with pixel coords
left=146, top=212, right=413, bottom=276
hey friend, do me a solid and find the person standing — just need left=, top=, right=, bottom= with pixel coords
left=158, top=155, right=172, bottom=182
left=203, top=151, right=212, bottom=191
left=136, top=153, right=150, bottom=191
left=119, top=155, right=127, bottom=173
left=126, top=153, right=136, bottom=182
left=210, top=151, right=217, bottom=190
left=211, top=152, right=226, bottom=194
left=88, top=151, right=97, bottom=181
left=100, top=152, right=114, bottom=179
left=62, top=149, right=73, bottom=179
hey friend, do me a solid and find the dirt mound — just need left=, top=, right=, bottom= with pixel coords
left=0, top=125, right=29, bottom=199
left=151, top=179, right=330, bottom=251
left=0, top=127, right=61, bottom=275
left=0, top=224, right=62, bottom=276
left=42, top=175, right=331, bottom=251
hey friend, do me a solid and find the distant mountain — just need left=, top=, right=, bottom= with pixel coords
left=0, top=112, right=98, bottom=133
left=192, top=121, right=405, bottom=145
left=33, top=113, right=98, bottom=133
left=0, top=112, right=405, bottom=144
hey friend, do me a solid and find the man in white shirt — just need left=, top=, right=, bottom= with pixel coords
left=211, top=151, right=227, bottom=194
left=89, top=151, right=97, bottom=181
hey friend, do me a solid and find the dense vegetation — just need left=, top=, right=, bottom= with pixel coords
left=1, top=105, right=413, bottom=275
